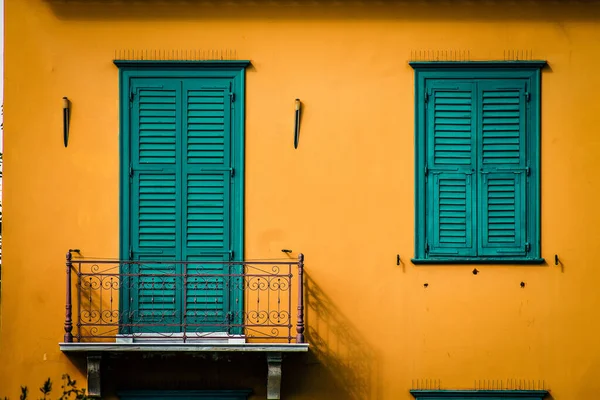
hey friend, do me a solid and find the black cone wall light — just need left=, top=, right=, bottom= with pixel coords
left=63, top=97, right=70, bottom=147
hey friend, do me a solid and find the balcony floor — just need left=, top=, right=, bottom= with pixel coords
left=59, top=342, right=309, bottom=353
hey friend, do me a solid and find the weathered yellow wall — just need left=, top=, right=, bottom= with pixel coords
left=3, top=0, right=600, bottom=398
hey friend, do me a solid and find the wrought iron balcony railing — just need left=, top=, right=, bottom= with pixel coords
left=63, top=253, right=305, bottom=344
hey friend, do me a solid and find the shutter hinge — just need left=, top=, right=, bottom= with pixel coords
left=525, top=92, right=531, bottom=102
left=129, top=247, right=133, bottom=260
left=226, top=311, right=233, bottom=322
left=424, top=164, right=429, bottom=180
left=229, top=250, right=234, bottom=260
left=425, top=241, right=429, bottom=254
left=525, top=242, right=531, bottom=252
left=129, top=163, right=134, bottom=179
left=129, top=90, right=135, bottom=107
left=229, top=83, right=235, bottom=103
left=231, top=168, right=235, bottom=178
left=526, top=165, right=531, bottom=176
left=424, top=92, right=429, bottom=104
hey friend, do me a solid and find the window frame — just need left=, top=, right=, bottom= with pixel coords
left=410, top=61, right=546, bottom=264
left=410, top=389, right=549, bottom=399
left=114, top=60, right=250, bottom=331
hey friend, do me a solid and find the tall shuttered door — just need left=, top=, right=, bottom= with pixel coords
left=128, top=77, right=238, bottom=333
left=182, top=79, right=233, bottom=330
left=425, top=78, right=530, bottom=259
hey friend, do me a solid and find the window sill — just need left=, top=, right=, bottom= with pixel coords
left=411, top=258, right=545, bottom=265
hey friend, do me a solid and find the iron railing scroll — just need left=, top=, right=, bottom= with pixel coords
left=63, top=253, right=306, bottom=344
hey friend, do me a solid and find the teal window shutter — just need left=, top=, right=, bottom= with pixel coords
left=412, top=63, right=544, bottom=264
left=181, top=79, right=234, bottom=328
left=425, top=81, right=477, bottom=257
left=477, top=80, right=528, bottom=257
left=129, top=79, right=183, bottom=328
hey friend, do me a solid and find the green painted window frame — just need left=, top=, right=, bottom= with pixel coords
left=115, top=60, right=249, bottom=328
left=410, top=61, right=546, bottom=264
left=410, top=389, right=549, bottom=399
left=118, top=390, right=252, bottom=400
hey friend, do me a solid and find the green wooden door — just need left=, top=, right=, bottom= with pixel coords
left=181, top=79, right=235, bottom=332
left=126, top=76, right=241, bottom=334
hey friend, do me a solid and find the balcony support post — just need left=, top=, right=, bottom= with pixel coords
left=266, top=352, right=283, bottom=400
left=64, top=252, right=73, bottom=343
left=295, top=253, right=305, bottom=343
left=87, top=354, right=102, bottom=398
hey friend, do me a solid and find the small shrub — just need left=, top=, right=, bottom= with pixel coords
left=3, top=374, right=93, bottom=400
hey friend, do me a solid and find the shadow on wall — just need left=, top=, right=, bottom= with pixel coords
left=294, top=273, right=381, bottom=400
left=43, top=0, right=600, bottom=22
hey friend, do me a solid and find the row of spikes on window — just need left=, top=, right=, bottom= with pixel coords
left=411, top=379, right=547, bottom=391
left=112, top=49, right=536, bottom=62
left=114, top=49, right=239, bottom=61
left=409, top=49, right=536, bottom=61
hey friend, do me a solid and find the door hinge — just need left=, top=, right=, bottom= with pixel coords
left=525, top=242, right=531, bottom=252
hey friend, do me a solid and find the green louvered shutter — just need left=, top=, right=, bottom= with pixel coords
left=182, top=79, right=234, bottom=331
left=129, top=79, right=182, bottom=330
left=425, top=82, right=477, bottom=257
left=478, top=80, right=528, bottom=257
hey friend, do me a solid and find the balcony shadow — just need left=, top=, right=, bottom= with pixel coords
left=292, top=273, right=381, bottom=400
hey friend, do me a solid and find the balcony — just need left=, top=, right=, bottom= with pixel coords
left=59, top=252, right=308, bottom=398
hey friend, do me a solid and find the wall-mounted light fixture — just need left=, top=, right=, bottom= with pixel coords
left=63, top=97, right=71, bottom=147
left=294, top=99, right=301, bottom=149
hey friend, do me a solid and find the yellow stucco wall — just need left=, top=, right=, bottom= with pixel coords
left=3, top=0, right=600, bottom=399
